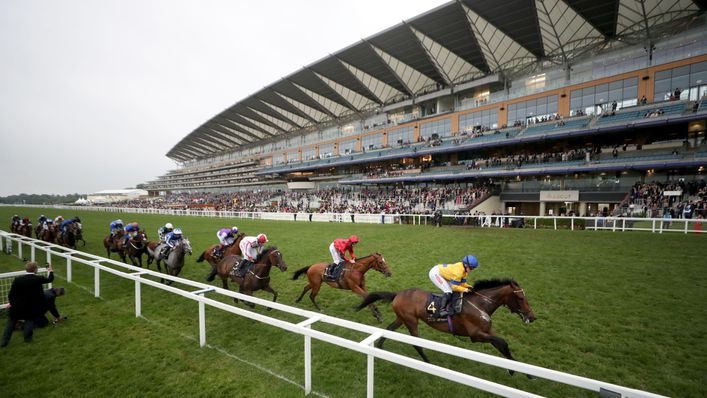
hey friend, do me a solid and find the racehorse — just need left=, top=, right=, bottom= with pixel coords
left=145, top=240, right=161, bottom=266
left=58, top=223, right=80, bottom=249
left=292, top=253, right=391, bottom=321
left=155, top=239, right=192, bottom=285
left=18, top=223, right=33, bottom=238
left=355, top=278, right=536, bottom=372
left=125, top=230, right=149, bottom=267
left=103, top=230, right=127, bottom=263
left=197, top=232, right=245, bottom=281
left=40, top=225, right=58, bottom=244
left=74, top=222, right=86, bottom=247
left=213, top=247, right=287, bottom=307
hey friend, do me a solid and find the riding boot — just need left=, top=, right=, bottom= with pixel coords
left=438, top=292, right=453, bottom=317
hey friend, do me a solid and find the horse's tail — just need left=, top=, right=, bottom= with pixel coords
left=355, top=291, right=397, bottom=311
left=292, top=266, right=311, bottom=280
left=196, top=251, right=206, bottom=263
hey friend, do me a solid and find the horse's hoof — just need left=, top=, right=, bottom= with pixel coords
left=507, top=369, right=515, bottom=376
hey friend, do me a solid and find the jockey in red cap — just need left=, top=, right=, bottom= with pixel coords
left=325, top=235, right=359, bottom=279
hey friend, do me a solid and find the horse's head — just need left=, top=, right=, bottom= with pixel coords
left=182, top=238, right=192, bottom=256
left=263, top=246, right=287, bottom=272
left=505, top=281, right=536, bottom=324
left=371, top=253, right=392, bottom=277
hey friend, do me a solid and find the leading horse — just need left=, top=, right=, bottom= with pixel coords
left=292, top=253, right=391, bottom=321
left=356, top=278, right=536, bottom=372
left=213, top=247, right=287, bottom=307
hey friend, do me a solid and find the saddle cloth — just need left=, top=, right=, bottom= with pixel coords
left=323, top=263, right=346, bottom=282
left=230, top=261, right=254, bottom=279
left=425, top=292, right=463, bottom=319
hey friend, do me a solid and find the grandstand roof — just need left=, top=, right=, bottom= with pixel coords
left=167, top=0, right=705, bottom=162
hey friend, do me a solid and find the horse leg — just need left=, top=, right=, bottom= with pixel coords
left=261, top=285, right=277, bottom=311
left=402, top=318, right=430, bottom=363
left=295, top=284, right=311, bottom=303
left=239, top=285, right=255, bottom=308
left=308, top=283, right=323, bottom=311
left=470, top=331, right=520, bottom=376
left=376, top=317, right=403, bottom=350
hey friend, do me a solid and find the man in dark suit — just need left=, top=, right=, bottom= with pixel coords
left=1, top=262, right=54, bottom=347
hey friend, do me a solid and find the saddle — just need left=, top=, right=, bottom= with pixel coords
left=323, top=263, right=346, bottom=282
left=230, top=260, right=253, bottom=279
left=426, top=292, right=464, bottom=320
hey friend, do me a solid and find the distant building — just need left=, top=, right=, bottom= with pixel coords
left=87, top=189, right=148, bottom=204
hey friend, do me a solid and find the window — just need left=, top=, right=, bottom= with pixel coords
left=339, top=139, right=357, bottom=155
left=459, top=108, right=499, bottom=132
left=507, top=95, right=558, bottom=124
left=302, top=146, right=316, bottom=161
left=419, top=118, right=451, bottom=139
left=388, top=126, right=414, bottom=146
left=570, top=77, right=638, bottom=115
left=286, top=150, right=299, bottom=163
left=654, top=61, right=707, bottom=101
left=361, top=133, right=383, bottom=150
left=318, top=143, right=334, bottom=158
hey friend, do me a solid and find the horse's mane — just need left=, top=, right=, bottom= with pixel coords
left=255, top=246, right=278, bottom=263
left=472, top=278, right=516, bottom=291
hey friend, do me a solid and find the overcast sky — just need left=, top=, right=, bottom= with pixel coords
left=0, top=0, right=445, bottom=196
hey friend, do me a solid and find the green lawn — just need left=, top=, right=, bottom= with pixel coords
left=1, top=206, right=706, bottom=398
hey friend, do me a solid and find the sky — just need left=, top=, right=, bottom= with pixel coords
left=0, top=0, right=446, bottom=196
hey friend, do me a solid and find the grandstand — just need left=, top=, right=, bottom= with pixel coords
left=144, top=0, right=707, bottom=217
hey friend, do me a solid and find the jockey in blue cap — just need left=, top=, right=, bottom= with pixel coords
left=428, top=255, right=479, bottom=317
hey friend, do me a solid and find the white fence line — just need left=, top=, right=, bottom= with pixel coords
left=0, top=230, right=668, bottom=398
left=2, top=203, right=705, bottom=233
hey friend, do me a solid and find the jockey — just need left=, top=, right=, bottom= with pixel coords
left=54, top=215, right=64, bottom=224
left=158, top=223, right=174, bottom=242
left=37, top=215, right=46, bottom=225
left=11, top=215, right=20, bottom=228
left=59, top=218, right=75, bottom=240
left=215, top=226, right=238, bottom=257
left=325, top=235, right=359, bottom=279
left=123, top=222, right=140, bottom=245
left=428, top=255, right=479, bottom=317
left=235, top=233, right=267, bottom=274
left=43, top=217, right=54, bottom=231
left=20, top=216, right=31, bottom=226
left=109, top=219, right=124, bottom=237
left=160, top=228, right=183, bottom=258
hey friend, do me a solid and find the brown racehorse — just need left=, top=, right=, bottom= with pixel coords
left=40, top=225, right=58, bottom=243
left=125, top=230, right=148, bottom=267
left=355, top=278, right=536, bottom=373
left=292, top=253, right=392, bottom=321
left=197, top=233, right=245, bottom=281
left=103, top=230, right=127, bottom=263
left=213, top=247, right=287, bottom=307
left=18, top=223, right=33, bottom=238
left=58, top=223, right=80, bottom=249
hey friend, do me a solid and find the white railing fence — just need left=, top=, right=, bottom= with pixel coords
left=0, top=230, right=667, bottom=398
left=2, top=203, right=705, bottom=233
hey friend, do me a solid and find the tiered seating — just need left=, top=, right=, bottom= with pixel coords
left=522, top=117, right=590, bottom=137
left=597, top=102, right=687, bottom=125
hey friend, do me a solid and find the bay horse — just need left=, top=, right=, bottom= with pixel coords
left=58, top=223, right=80, bottom=249
left=213, top=247, right=287, bottom=307
left=155, top=239, right=192, bottom=285
left=125, top=230, right=148, bottom=267
left=292, top=253, right=391, bottom=321
left=103, top=230, right=127, bottom=263
left=356, top=279, right=536, bottom=373
left=40, top=225, right=58, bottom=244
left=18, top=223, right=33, bottom=238
left=197, top=232, right=245, bottom=281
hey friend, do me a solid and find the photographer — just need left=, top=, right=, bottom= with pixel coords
left=34, top=287, right=67, bottom=328
left=1, top=262, right=54, bottom=347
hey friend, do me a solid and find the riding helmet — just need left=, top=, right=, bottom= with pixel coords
left=165, top=223, right=173, bottom=229
left=173, top=228, right=182, bottom=235
left=231, top=226, right=239, bottom=233
left=462, top=255, right=479, bottom=269
left=349, top=235, right=359, bottom=244
left=73, top=216, right=81, bottom=222
left=257, top=233, right=268, bottom=244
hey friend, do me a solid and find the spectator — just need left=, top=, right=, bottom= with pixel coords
left=35, top=287, right=67, bottom=327
left=1, top=262, right=54, bottom=347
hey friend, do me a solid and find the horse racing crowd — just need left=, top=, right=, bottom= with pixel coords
left=624, top=180, right=707, bottom=219
left=97, top=186, right=491, bottom=214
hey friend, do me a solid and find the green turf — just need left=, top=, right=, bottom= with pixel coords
left=0, top=206, right=706, bottom=398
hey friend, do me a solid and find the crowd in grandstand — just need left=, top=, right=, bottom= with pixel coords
left=625, top=180, right=706, bottom=218
left=102, top=186, right=491, bottom=215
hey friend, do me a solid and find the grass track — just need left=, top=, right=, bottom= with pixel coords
left=0, top=207, right=706, bottom=397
